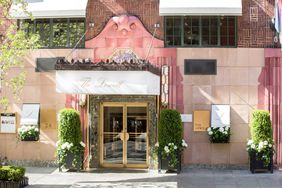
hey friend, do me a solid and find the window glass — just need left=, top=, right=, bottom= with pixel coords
left=35, top=19, right=51, bottom=47
left=165, top=17, right=182, bottom=46
left=184, top=17, right=200, bottom=45
left=20, top=18, right=85, bottom=48
left=165, top=16, right=236, bottom=47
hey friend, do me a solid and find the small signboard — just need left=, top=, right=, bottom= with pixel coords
left=211, top=105, right=230, bottom=127
left=181, top=114, right=193, bottom=123
left=193, top=111, right=210, bottom=131
left=0, top=113, right=16, bottom=133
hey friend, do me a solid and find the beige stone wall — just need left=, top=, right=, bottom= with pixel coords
left=177, top=48, right=265, bottom=165
left=0, top=49, right=92, bottom=162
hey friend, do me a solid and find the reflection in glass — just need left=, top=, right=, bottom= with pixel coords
left=103, top=107, right=123, bottom=164
left=127, top=107, right=147, bottom=164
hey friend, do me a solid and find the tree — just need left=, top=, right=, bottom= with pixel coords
left=0, top=0, right=39, bottom=111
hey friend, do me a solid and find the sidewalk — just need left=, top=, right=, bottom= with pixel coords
left=25, top=167, right=282, bottom=188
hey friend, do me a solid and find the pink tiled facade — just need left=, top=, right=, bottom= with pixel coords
left=0, top=0, right=282, bottom=168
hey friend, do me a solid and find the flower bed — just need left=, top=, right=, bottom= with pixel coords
left=207, top=126, right=230, bottom=143
left=18, top=125, right=39, bottom=141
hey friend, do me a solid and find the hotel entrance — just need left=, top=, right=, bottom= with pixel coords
left=100, top=102, right=148, bottom=168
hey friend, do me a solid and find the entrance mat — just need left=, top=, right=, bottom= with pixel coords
left=71, top=182, right=177, bottom=188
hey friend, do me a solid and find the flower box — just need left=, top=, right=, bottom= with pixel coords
left=207, top=126, right=230, bottom=143
left=18, top=125, right=39, bottom=142
left=20, top=135, right=39, bottom=141
left=0, top=177, right=28, bottom=188
left=249, top=149, right=273, bottom=173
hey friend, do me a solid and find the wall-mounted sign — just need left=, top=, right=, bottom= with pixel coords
left=193, top=111, right=210, bottom=131
left=0, top=113, right=16, bottom=133
left=211, top=105, right=230, bottom=127
left=181, top=114, right=192, bottom=123
left=56, top=71, right=160, bottom=95
left=21, top=104, right=40, bottom=126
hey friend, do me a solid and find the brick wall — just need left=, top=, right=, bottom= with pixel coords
left=86, top=0, right=163, bottom=40
left=86, top=0, right=279, bottom=48
left=237, top=0, right=278, bottom=48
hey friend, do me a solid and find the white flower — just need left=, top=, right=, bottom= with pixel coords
left=219, top=127, right=224, bottom=132
left=269, top=144, right=272, bottom=148
left=224, top=131, right=228, bottom=135
left=207, top=127, right=211, bottom=132
left=168, top=143, right=171, bottom=146
left=182, top=139, right=188, bottom=148
left=251, top=144, right=256, bottom=149
left=155, top=143, right=159, bottom=147
left=174, top=146, right=177, bottom=150
left=208, top=131, right=213, bottom=135
left=264, top=141, right=268, bottom=146
left=258, top=141, right=264, bottom=151
left=247, top=140, right=253, bottom=146
left=80, top=141, right=86, bottom=147
left=164, top=146, right=169, bottom=153
left=35, top=128, right=39, bottom=132
left=55, top=141, right=60, bottom=147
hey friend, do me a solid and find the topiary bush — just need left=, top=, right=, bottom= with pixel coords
left=57, top=108, right=85, bottom=170
left=157, top=109, right=187, bottom=169
left=0, top=166, right=25, bottom=181
left=251, top=110, right=273, bottom=143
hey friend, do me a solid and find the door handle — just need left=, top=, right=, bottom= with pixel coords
left=119, top=132, right=124, bottom=141
left=118, top=132, right=129, bottom=141
left=125, top=133, right=129, bottom=141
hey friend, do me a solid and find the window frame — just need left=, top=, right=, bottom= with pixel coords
left=164, top=16, right=237, bottom=48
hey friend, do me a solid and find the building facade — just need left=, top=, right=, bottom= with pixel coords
left=1, top=0, right=282, bottom=169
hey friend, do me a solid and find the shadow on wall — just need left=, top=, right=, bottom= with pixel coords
left=258, top=56, right=282, bottom=168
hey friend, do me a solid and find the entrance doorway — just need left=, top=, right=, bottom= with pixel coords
left=100, top=102, right=148, bottom=168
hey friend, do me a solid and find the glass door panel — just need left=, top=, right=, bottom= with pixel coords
left=127, top=107, right=147, bottom=164
left=103, top=106, right=123, bottom=164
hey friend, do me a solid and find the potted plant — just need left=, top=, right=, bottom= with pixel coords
left=17, top=125, right=39, bottom=141
left=0, top=166, right=28, bottom=188
left=207, top=126, right=230, bottom=143
left=157, top=109, right=188, bottom=173
left=56, top=108, right=85, bottom=171
left=246, top=110, right=274, bottom=173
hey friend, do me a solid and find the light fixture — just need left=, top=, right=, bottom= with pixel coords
left=89, top=22, right=95, bottom=28
left=154, top=23, right=160, bottom=28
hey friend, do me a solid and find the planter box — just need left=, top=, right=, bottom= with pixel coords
left=249, top=149, right=273, bottom=173
left=0, top=177, right=28, bottom=188
left=158, top=152, right=181, bottom=174
left=59, top=152, right=83, bottom=171
left=21, top=136, right=39, bottom=141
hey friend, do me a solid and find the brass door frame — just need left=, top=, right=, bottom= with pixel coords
left=100, top=102, right=149, bottom=168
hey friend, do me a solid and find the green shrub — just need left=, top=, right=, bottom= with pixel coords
left=251, top=110, right=273, bottom=143
left=0, top=166, right=25, bottom=181
left=57, top=108, right=84, bottom=169
left=247, top=110, right=274, bottom=166
left=157, top=109, right=186, bottom=168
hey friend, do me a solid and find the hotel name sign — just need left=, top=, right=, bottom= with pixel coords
left=56, top=71, right=160, bottom=95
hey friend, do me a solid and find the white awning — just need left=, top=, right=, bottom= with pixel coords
left=56, top=71, right=160, bottom=95
left=159, top=0, right=242, bottom=16
left=20, top=104, right=40, bottom=126
left=10, top=0, right=88, bottom=19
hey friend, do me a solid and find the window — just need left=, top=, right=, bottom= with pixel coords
left=19, top=18, right=85, bottom=48
left=184, top=59, right=217, bottom=75
left=165, top=16, right=236, bottom=47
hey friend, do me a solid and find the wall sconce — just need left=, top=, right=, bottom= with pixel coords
left=154, top=23, right=160, bottom=28
left=89, top=22, right=95, bottom=28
